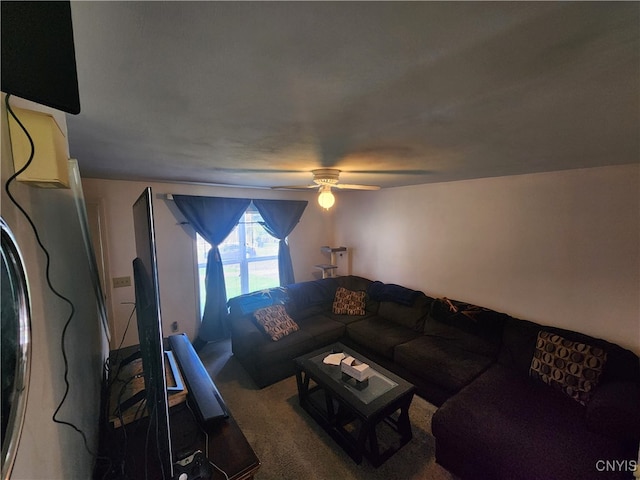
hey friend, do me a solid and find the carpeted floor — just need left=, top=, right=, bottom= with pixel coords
left=199, top=340, right=457, bottom=480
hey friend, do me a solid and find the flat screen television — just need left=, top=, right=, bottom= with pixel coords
left=131, top=188, right=227, bottom=479
left=132, top=187, right=174, bottom=478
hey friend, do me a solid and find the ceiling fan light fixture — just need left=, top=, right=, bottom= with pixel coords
left=318, top=185, right=335, bottom=210
left=312, top=168, right=340, bottom=186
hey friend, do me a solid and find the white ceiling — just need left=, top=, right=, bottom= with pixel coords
left=67, top=1, right=639, bottom=189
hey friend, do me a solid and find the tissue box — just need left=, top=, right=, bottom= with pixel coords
left=341, top=356, right=372, bottom=382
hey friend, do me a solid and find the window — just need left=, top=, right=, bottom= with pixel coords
left=195, top=207, right=280, bottom=316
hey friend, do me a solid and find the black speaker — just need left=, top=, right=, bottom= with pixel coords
left=168, top=334, right=229, bottom=426
left=1, top=1, right=81, bottom=114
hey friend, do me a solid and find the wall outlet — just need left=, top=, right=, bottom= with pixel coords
left=112, top=276, right=131, bottom=288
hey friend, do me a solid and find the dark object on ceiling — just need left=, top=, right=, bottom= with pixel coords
left=1, top=1, right=80, bottom=114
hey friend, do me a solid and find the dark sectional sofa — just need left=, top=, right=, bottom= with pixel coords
left=227, top=275, right=640, bottom=480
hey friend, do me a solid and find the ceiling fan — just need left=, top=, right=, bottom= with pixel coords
left=272, top=169, right=380, bottom=209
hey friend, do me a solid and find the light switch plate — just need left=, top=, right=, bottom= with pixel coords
left=112, top=276, right=131, bottom=288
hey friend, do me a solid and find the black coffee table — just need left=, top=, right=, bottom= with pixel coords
left=294, top=343, right=415, bottom=467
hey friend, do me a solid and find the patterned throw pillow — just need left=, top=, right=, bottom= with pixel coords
left=253, top=304, right=299, bottom=341
left=530, top=331, right=607, bottom=405
left=332, top=287, right=366, bottom=316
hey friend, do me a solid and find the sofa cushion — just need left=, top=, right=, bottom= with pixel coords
left=332, top=287, right=366, bottom=315
left=337, top=275, right=374, bottom=292
left=286, top=278, right=339, bottom=308
left=376, top=292, right=432, bottom=331
left=253, top=304, right=299, bottom=341
left=530, top=330, right=607, bottom=405
left=499, top=317, right=640, bottom=385
left=295, top=314, right=345, bottom=346
left=394, top=336, right=494, bottom=393
left=326, top=311, right=374, bottom=326
left=423, top=322, right=501, bottom=359
left=424, top=297, right=507, bottom=357
left=432, top=364, right=639, bottom=480
left=586, top=381, right=640, bottom=441
left=368, top=281, right=421, bottom=306
left=251, top=329, right=317, bottom=366
left=345, top=316, right=421, bottom=359
left=289, top=303, right=333, bottom=321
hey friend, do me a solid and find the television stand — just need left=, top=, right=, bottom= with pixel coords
left=97, top=343, right=260, bottom=480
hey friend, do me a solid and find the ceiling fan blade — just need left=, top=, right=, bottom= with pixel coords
left=345, top=169, right=434, bottom=175
left=270, top=185, right=318, bottom=190
left=211, top=167, right=305, bottom=174
left=334, top=183, right=380, bottom=190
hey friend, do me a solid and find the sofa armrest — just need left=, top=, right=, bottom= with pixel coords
left=229, top=315, right=265, bottom=357
left=586, top=381, right=640, bottom=440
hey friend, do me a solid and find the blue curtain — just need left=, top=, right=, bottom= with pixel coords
left=253, top=199, right=308, bottom=286
left=173, top=195, right=251, bottom=344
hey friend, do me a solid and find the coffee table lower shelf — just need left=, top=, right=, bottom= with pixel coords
left=295, top=367, right=414, bottom=467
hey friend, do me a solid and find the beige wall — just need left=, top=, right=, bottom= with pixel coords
left=84, top=165, right=640, bottom=355
left=81, top=178, right=335, bottom=348
left=1, top=95, right=106, bottom=479
left=335, top=164, right=640, bottom=354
